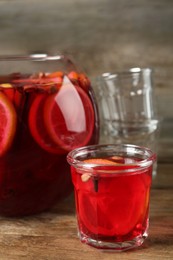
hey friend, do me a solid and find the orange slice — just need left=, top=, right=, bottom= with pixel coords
left=84, top=158, right=122, bottom=165
left=78, top=73, right=91, bottom=92
left=0, top=84, right=23, bottom=112
left=68, top=71, right=91, bottom=92
left=0, top=92, right=17, bottom=156
left=81, top=158, right=122, bottom=182
left=28, top=93, right=66, bottom=154
left=44, top=85, right=95, bottom=151
left=68, top=71, right=79, bottom=84
left=47, top=71, right=64, bottom=85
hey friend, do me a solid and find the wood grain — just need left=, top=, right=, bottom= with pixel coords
left=0, top=163, right=172, bottom=260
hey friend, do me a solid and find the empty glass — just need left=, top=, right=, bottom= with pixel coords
left=96, top=68, right=159, bottom=170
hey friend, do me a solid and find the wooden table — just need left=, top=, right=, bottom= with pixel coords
left=0, top=120, right=172, bottom=260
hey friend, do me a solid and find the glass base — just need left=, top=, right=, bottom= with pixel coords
left=78, top=231, right=147, bottom=251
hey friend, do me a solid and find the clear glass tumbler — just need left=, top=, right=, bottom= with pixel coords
left=96, top=68, right=159, bottom=137
left=67, top=144, right=156, bottom=251
left=96, top=68, right=159, bottom=175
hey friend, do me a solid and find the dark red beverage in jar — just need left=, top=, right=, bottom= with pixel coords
left=0, top=54, right=99, bottom=216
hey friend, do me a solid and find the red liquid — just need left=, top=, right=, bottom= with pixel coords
left=71, top=157, right=152, bottom=249
left=0, top=72, right=99, bottom=216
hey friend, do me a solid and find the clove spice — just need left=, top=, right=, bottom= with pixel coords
left=93, top=177, right=99, bottom=192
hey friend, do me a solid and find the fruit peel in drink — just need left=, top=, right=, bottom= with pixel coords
left=0, top=91, right=17, bottom=156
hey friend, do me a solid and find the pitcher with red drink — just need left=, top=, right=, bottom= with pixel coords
left=0, top=54, right=99, bottom=216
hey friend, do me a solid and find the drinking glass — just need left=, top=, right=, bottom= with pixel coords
left=67, top=144, right=156, bottom=251
left=96, top=68, right=159, bottom=175
left=96, top=68, right=159, bottom=140
left=0, top=54, right=99, bottom=216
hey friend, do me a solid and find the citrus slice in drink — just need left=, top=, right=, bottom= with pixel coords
left=28, top=93, right=66, bottom=154
left=78, top=73, right=91, bottom=92
left=0, top=92, right=17, bottom=156
left=0, top=84, right=15, bottom=103
left=0, top=84, right=23, bottom=112
left=47, top=71, right=64, bottom=85
left=67, top=71, right=91, bottom=92
left=83, top=157, right=124, bottom=166
left=68, top=71, right=79, bottom=86
left=44, top=83, right=95, bottom=151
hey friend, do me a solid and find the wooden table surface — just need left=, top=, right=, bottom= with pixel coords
left=0, top=120, right=172, bottom=260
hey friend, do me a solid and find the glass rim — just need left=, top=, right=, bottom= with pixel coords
left=99, top=67, right=153, bottom=81
left=0, top=53, right=65, bottom=62
left=67, top=143, right=156, bottom=175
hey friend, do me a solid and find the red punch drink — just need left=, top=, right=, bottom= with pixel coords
left=67, top=144, right=156, bottom=251
left=0, top=54, right=99, bottom=216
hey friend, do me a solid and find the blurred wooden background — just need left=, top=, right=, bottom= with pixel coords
left=0, top=0, right=172, bottom=120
